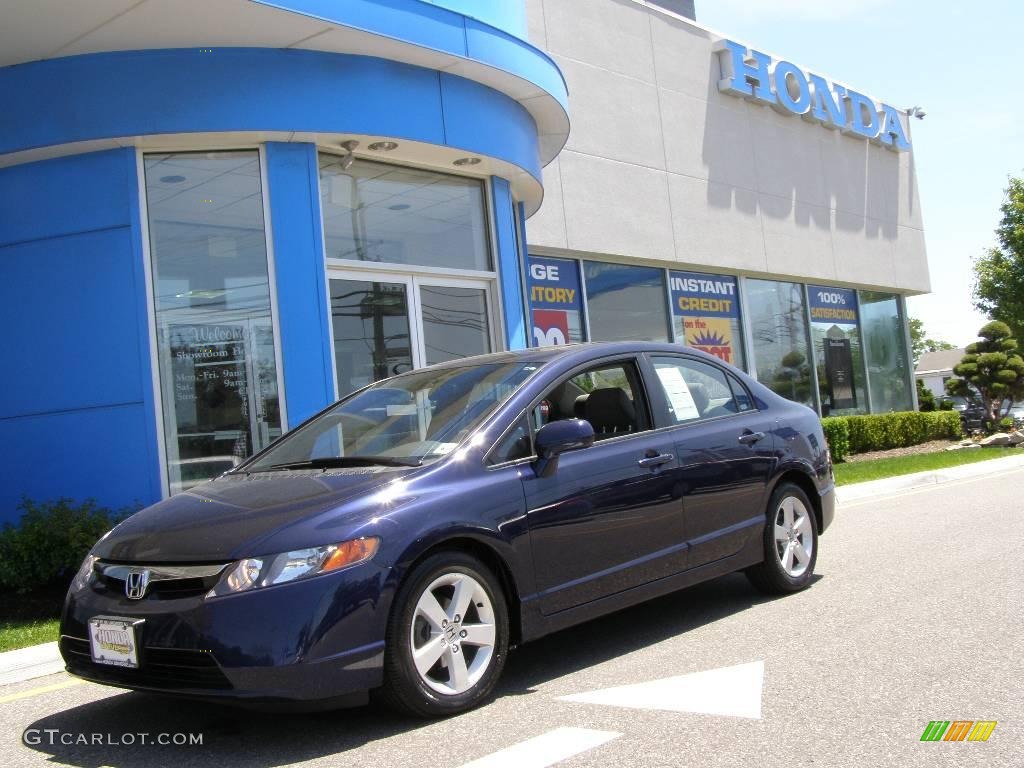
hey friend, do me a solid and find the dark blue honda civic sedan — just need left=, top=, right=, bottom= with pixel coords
left=61, top=342, right=834, bottom=717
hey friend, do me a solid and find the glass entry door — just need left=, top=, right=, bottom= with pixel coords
left=328, top=270, right=495, bottom=398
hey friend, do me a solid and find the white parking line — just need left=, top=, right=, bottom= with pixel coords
left=457, top=727, right=622, bottom=768
left=560, top=660, right=764, bottom=719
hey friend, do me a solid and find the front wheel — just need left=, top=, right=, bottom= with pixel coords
left=746, top=483, right=818, bottom=594
left=378, top=552, right=509, bottom=718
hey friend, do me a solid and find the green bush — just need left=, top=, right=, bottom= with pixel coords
left=821, top=411, right=962, bottom=457
left=998, top=416, right=1014, bottom=431
left=0, top=499, right=133, bottom=594
left=821, top=417, right=850, bottom=463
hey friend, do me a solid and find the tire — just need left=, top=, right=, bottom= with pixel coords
left=745, top=482, right=818, bottom=594
left=378, top=551, right=509, bottom=718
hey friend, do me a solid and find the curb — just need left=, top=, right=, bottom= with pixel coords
left=0, top=641, right=63, bottom=687
left=836, top=452, right=1024, bottom=504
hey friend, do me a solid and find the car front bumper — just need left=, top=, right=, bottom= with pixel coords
left=59, top=563, right=392, bottom=705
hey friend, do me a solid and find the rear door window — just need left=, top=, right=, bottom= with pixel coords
left=650, top=356, right=739, bottom=424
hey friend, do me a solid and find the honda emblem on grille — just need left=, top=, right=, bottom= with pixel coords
left=125, top=569, right=150, bottom=600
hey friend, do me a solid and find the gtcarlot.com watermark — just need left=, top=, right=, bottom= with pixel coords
left=23, top=729, right=203, bottom=747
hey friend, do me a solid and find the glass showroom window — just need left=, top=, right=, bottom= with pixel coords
left=807, top=285, right=867, bottom=416
left=669, top=270, right=746, bottom=370
left=319, top=156, right=491, bottom=271
left=860, top=291, right=913, bottom=412
left=527, top=256, right=585, bottom=346
left=145, top=151, right=283, bottom=494
left=319, top=154, right=496, bottom=396
left=745, top=278, right=815, bottom=408
left=583, top=262, right=670, bottom=342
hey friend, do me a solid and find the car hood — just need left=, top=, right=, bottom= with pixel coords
left=94, top=467, right=415, bottom=563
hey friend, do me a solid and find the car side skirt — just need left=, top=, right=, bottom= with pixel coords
left=517, top=532, right=764, bottom=643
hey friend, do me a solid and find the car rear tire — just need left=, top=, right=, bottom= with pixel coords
left=745, top=482, right=818, bottom=594
left=378, top=551, right=509, bottom=718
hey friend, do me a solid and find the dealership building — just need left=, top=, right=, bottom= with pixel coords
left=0, top=0, right=930, bottom=521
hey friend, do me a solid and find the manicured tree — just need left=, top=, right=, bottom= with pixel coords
left=973, top=176, right=1024, bottom=342
left=945, top=321, right=1024, bottom=424
left=916, top=379, right=936, bottom=412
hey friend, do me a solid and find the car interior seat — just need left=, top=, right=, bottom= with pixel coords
left=582, top=387, right=637, bottom=437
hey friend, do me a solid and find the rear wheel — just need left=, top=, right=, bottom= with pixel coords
left=746, top=482, right=818, bottom=594
left=379, top=552, right=508, bottom=718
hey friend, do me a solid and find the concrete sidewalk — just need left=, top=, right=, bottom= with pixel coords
left=3, top=451, right=1022, bottom=687
left=0, top=641, right=63, bottom=686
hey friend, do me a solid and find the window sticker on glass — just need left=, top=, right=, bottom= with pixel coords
left=386, top=404, right=418, bottom=416
left=655, top=366, right=700, bottom=421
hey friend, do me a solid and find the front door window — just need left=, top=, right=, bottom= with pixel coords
left=329, top=273, right=494, bottom=399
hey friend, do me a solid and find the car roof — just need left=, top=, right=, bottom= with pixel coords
left=422, top=341, right=726, bottom=371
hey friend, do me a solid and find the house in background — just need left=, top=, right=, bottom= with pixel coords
left=915, top=348, right=965, bottom=401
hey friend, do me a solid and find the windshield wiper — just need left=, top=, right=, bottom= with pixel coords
left=248, top=456, right=423, bottom=473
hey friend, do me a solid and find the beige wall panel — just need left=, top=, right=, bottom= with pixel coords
left=659, top=89, right=758, bottom=190
left=831, top=210, right=897, bottom=288
left=559, top=150, right=675, bottom=261
left=760, top=194, right=837, bottom=281
left=526, top=158, right=569, bottom=249
left=668, top=173, right=767, bottom=273
left=556, top=55, right=666, bottom=170
left=542, top=0, right=656, bottom=83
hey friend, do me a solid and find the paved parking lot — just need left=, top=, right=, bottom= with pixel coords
left=4, top=469, right=1021, bottom=767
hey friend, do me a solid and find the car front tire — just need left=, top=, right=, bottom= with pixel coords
left=746, top=482, right=818, bottom=594
left=379, top=551, right=509, bottom=718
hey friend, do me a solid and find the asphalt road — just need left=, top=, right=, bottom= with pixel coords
left=4, top=469, right=1022, bottom=767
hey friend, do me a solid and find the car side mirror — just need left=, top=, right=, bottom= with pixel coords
left=533, top=419, right=595, bottom=478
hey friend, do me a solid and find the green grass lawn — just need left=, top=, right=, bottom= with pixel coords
left=0, top=584, right=66, bottom=652
left=833, top=447, right=1019, bottom=486
left=0, top=618, right=59, bottom=652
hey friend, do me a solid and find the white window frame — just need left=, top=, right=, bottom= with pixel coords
left=315, top=150, right=504, bottom=399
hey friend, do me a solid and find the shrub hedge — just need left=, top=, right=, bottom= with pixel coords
left=0, top=498, right=133, bottom=594
left=820, top=417, right=851, bottom=463
left=821, top=411, right=962, bottom=462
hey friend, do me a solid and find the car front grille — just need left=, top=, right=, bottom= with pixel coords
left=60, top=636, right=233, bottom=691
left=95, top=561, right=228, bottom=601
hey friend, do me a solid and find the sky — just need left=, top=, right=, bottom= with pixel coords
left=696, top=0, right=1023, bottom=347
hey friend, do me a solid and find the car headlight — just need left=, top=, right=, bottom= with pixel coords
left=207, top=537, right=380, bottom=598
left=71, top=553, right=98, bottom=593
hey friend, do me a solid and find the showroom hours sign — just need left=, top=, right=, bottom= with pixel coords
left=527, top=257, right=583, bottom=347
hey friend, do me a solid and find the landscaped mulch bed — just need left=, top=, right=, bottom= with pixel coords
left=844, top=439, right=962, bottom=463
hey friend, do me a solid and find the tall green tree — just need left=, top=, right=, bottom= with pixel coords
left=973, top=175, right=1024, bottom=341
left=908, top=317, right=956, bottom=366
left=945, top=321, right=1024, bottom=422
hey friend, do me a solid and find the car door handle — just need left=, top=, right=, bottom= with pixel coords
left=638, top=453, right=674, bottom=468
left=737, top=431, right=766, bottom=445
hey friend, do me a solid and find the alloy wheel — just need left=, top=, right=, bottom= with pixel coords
left=773, top=495, right=814, bottom=578
left=409, top=572, right=497, bottom=695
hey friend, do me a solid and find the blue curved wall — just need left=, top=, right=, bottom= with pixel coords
left=1, top=49, right=542, bottom=183
left=252, top=0, right=567, bottom=121
left=0, top=149, right=163, bottom=520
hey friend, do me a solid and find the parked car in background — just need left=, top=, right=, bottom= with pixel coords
left=60, top=342, right=834, bottom=717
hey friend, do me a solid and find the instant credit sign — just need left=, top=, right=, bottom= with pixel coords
left=808, top=286, right=858, bottom=326
left=527, top=257, right=582, bottom=347
left=669, top=271, right=740, bottom=365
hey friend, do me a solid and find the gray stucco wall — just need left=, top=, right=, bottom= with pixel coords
left=523, top=0, right=930, bottom=295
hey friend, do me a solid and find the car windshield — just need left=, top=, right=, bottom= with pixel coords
left=242, top=361, right=543, bottom=471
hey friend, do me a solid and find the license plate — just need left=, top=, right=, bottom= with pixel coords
left=88, top=616, right=143, bottom=668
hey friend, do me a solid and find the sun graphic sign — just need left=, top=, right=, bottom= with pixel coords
left=669, top=272, right=741, bottom=365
